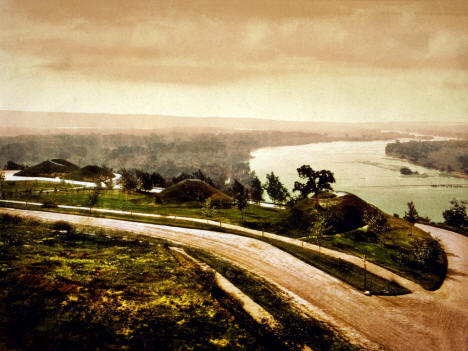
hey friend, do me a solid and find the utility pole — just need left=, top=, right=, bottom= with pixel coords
left=363, top=255, right=367, bottom=291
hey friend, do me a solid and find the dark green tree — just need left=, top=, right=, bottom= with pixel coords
left=250, top=175, right=264, bottom=202
left=404, top=201, right=419, bottom=223
left=119, top=169, right=138, bottom=200
left=404, top=201, right=419, bottom=235
left=264, top=172, right=290, bottom=205
left=231, top=179, right=249, bottom=220
left=293, top=165, right=335, bottom=207
left=150, top=172, right=166, bottom=187
left=443, top=199, right=467, bottom=229
left=87, top=190, right=99, bottom=212
left=363, top=209, right=389, bottom=234
left=135, top=170, right=153, bottom=191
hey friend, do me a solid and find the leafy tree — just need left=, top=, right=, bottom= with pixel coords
left=363, top=209, right=389, bottom=234
left=443, top=199, right=467, bottom=229
left=201, top=199, right=215, bottom=219
left=307, top=211, right=331, bottom=253
left=231, top=179, right=246, bottom=197
left=150, top=172, right=166, bottom=187
left=231, top=179, right=249, bottom=220
left=404, top=201, right=419, bottom=223
left=119, top=169, right=138, bottom=192
left=250, top=175, right=264, bottom=202
left=264, top=172, right=290, bottom=205
left=410, top=238, right=441, bottom=266
left=3, top=161, right=26, bottom=170
left=135, top=170, right=153, bottom=191
left=293, top=165, right=335, bottom=207
left=87, top=190, right=99, bottom=212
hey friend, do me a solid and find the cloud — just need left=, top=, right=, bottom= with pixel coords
left=0, top=0, right=467, bottom=85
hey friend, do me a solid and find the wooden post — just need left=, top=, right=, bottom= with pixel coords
left=363, top=255, right=367, bottom=291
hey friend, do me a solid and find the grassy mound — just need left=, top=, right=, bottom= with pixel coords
left=291, top=193, right=374, bottom=234
left=157, top=179, right=232, bottom=204
left=65, top=165, right=114, bottom=182
left=16, top=159, right=79, bottom=177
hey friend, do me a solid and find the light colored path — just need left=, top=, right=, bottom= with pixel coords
left=0, top=199, right=421, bottom=292
left=2, top=208, right=468, bottom=351
left=3, top=170, right=121, bottom=188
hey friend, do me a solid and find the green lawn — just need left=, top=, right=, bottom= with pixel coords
left=2, top=180, right=77, bottom=192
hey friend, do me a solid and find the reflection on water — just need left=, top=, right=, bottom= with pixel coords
left=250, top=139, right=468, bottom=222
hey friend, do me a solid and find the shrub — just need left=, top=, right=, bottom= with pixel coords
left=42, top=200, right=58, bottom=208
left=210, top=198, right=233, bottom=209
left=0, top=213, right=23, bottom=224
left=443, top=199, right=467, bottom=229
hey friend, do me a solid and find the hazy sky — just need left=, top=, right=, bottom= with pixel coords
left=0, top=0, right=467, bottom=122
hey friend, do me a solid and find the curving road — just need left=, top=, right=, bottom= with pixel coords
left=1, top=208, right=467, bottom=351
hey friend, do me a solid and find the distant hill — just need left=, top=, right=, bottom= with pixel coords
left=15, top=160, right=113, bottom=182
left=1, top=110, right=467, bottom=138
left=65, top=165, right=114, bottom=182
left=16, top=159, right=79, bottom=177
left=3, top=160, right=26, bottom=170
left=157, top=179, right=232, bottom=204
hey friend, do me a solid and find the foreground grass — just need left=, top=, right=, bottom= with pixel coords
left=0, top=216, right=294, bottom=351
left=1, top=180, right=77, bottom=193
left=0, top=201, right=409, bottom=295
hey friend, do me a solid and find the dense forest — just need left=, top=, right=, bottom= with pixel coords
left=0, top=131, right=337, bottom=186
left=385, top=140, right=468, bottom=175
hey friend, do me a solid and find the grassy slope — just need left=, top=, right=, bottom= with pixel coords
left=16, top=159, right=79, bottom=177
left=1, top=181, right=77, bottom=192
left=65, top=165, right=114, bottom=182
left=0, top=216, right=297, bottom=351
left=157, top=179, right=232, bottom=203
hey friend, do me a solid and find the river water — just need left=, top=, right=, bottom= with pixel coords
left=250, top=138, right=468, bottom=222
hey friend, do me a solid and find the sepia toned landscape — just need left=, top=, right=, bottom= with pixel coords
left=1, top=1, right=467, bottom=350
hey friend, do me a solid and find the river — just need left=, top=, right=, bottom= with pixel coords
left=250, top=137, right=468, bottom=222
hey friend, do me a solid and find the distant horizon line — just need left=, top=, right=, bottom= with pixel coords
left=0, top=109, right=465, bottom=125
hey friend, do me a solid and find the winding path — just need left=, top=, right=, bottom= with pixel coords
left=1, top=208, right=467, bottom=351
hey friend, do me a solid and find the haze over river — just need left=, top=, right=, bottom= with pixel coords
left=250, top=137, right=468, bottom=222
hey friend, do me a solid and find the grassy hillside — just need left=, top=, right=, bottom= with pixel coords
left=14, top=160, right=113, bottom=183
left=16, top=159, right=79, bottom=177
left=65, top=165, right=114, bottom=182
left=157, top=179, right=232, bottom=204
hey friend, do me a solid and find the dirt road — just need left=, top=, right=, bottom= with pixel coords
left=2, top=208, right=467, bottom=351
